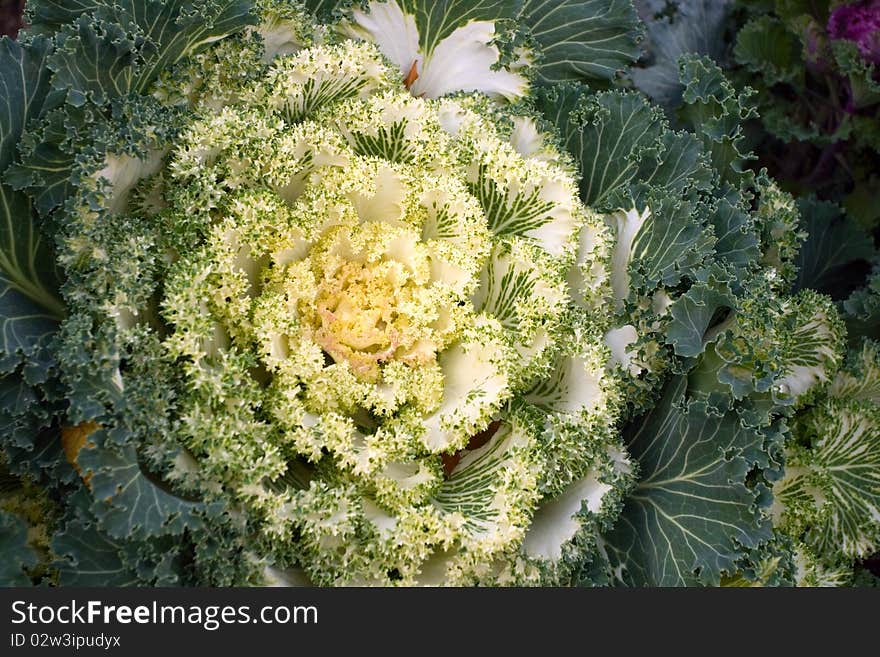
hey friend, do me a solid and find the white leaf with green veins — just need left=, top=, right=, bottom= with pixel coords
left=608, top=206, right=650, bottom=309
left=829, top=340, right=880, bottom=404
left=342, top=0, right=527, bottom=100
left=787, top=399, right=880, bottom=559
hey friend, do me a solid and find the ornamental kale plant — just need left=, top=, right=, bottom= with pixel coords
left=140, top=38, right=633, bottom=585
left=731, top=0, right=880, bottom=233
left=630, top=0, right=880, bottom=586
left=633, top=2, right=880, bottom=228
left=0, top=0, right=878, bottom=587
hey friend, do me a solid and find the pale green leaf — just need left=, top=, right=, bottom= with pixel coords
left=795, top=400, right=880, bottom=559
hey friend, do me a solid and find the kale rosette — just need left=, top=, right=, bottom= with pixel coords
left=42, top=22, right=631, bottom=585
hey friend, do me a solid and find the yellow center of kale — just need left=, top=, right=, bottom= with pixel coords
left=301, top=224, right=444, bottom=382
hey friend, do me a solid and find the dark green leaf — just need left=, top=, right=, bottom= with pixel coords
left=0, top=510, right=38, bottom=585
left=25, top=0, right=111, bottom=32
left=667, top=273, right=734, bottom=357
left=793, top=198, right=875, bottom=300
left=631, top=194, right=715, bottom=289
left=710, top=194, right=760, bottom=271
left=677, top=54, right=757, bottom=188
left=602, top=377, right=772, bottom=585
left=3, top=107, right=75, bottom=217
left=521, top=0, right=642, bottom=85
left=733, top=15, right=802, bottom=86
left=536, top=84, right=665, bottom=208
left=76, top=427, right=208, bottom=541
left=0, top=37, right=64, bottom=370
left=52, top=518, right=140, bottom=586
left=844, top=268, right=880, bottom=348
left=300, top=0, right=351, bottom=21
left=47, top=1, right=257, bottom=106
left=632, top=130, right=714, bottom=201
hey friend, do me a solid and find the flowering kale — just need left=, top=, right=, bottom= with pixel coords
left=1, top=0, right=877, bottom=588
left=828, top=1, right=880, bottom=64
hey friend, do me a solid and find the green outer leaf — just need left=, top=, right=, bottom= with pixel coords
left=10, top=2, right=257, bottom=218
left=0, top=189, right=63, bottom=368
left=710, top=194, right=760, bottom=272
left=76, top=426, right=209, bottom=541
left=793, top=197, right=875, bottom=300
left=677, top=53, right=757, bottom=188
left=630, top=194, right=715, bottom=289
left=3, top=108, right=74, bottom=218
left=632, top=130, right=714, bottom=200
left=631, top=0, right=732, bottom=108
left=832, top=40, right=880, bottom=110
left=520, top=0, right=642, bottom=85
left=47, top=1, right=258, bottom=106
left=0, top=374, right=40, bottom=439
left=25, top=0, right=111, bottom=32
left=536, top=84, right=664, bottom=208
left=733, top=15, right=802, bottom=87
left=667, top=274, right=734, bottom=357
left=48, top=14, right=137, bottom=107
left=844, top=266, right=880, bottom=347
left=602, top=377, right=772, bottom=586
left=0, top=37, right=64, bottom=369
left=399, top=0, right=521, bottom=57
left=131, top=1, right=258, bottom=96
left=301, top=0, right=351, bottom=21
left=52, top=518, right=141, bottom=586
left=0, top=37, right=55, bottom=173
left=2, top=419, right=73, bottom=486
left=0, top=509, right=39, bottom=585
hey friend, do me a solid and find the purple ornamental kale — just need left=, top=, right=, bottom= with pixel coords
left=828, top=0, right=880, bottom=64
